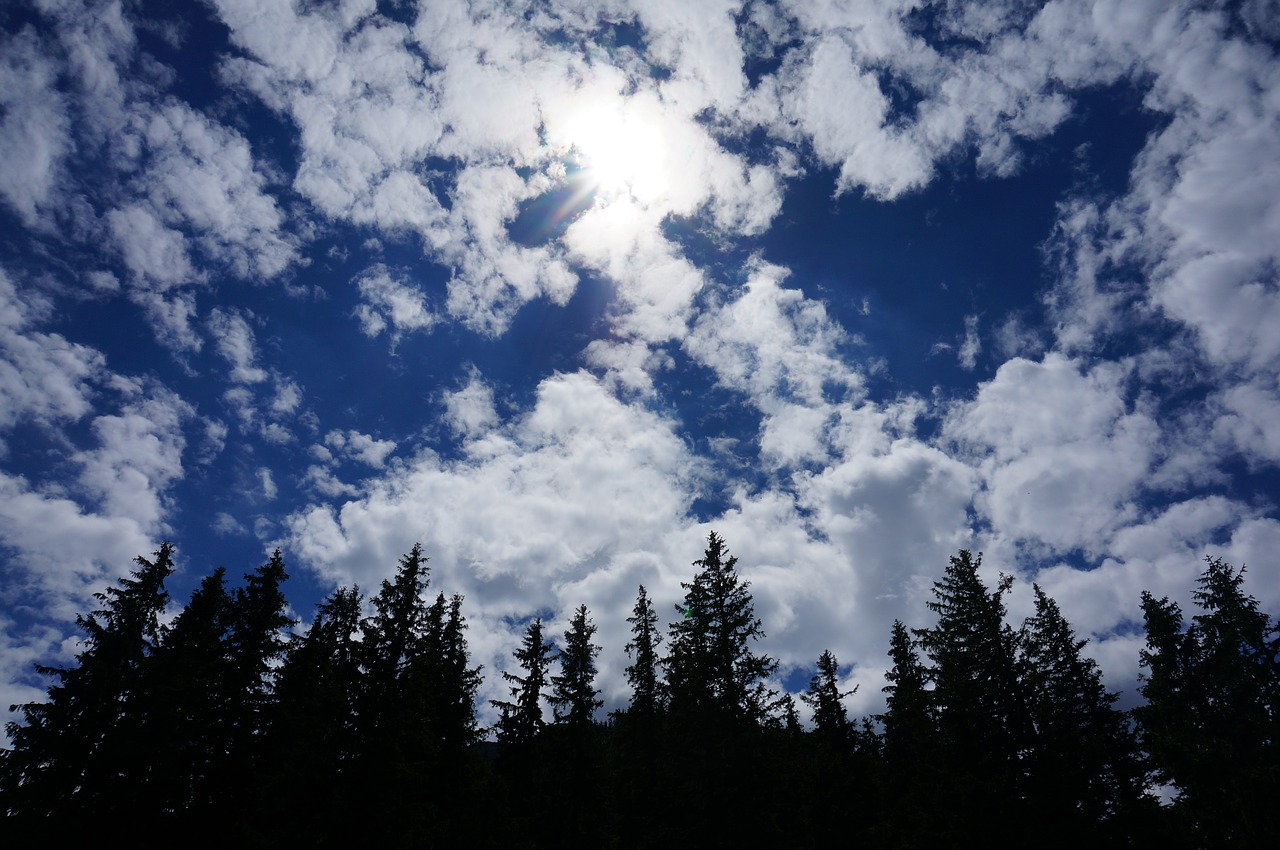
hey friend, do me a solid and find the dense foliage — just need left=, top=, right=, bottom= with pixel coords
left=2, top=535, right=1276, bottom=847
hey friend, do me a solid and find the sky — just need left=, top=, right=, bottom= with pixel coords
left=2, top=0, right=1280, bottom=737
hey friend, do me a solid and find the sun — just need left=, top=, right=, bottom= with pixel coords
left=559, top=98, right=670, bottom=205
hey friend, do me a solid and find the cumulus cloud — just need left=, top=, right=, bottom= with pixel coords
left=352, top=264, right=438, bottom=342
left=944, top=353, right=1159, bottom=555
left=0, top=268, right=105, bottom=431
left=207, top=308, right=268, bottom=384
left=0, top=28, right=71, bottom=226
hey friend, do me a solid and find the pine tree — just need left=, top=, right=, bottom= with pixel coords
left=492, top=618, right=554, bottom=745
left=550, top=605, right=602, bottom=727
left=880, top=619, right=933, bottom=760
left=1, top=543, right=174, bottom=822
left=266, top=585, right=364, bottom=843
left=914, top=551, right=1028, bottom=759
left=1019, top=584, right=1146, bottom=837
left=912, top=550, right=1030, bottom=843
left=226, top=550, right=292, bottom=744
left=1136, top=557, right=1280, bottom=848
left=622, top=584, right=663, bottom=717
left=802, top=649, right=853, bottom=740
left=664, top=531, right=779, bottom=725
left=139, top=567, right=234, bottom=815
left=361, top=544, right=431, bottom=712
left=436, top=593, right=483, bottom=747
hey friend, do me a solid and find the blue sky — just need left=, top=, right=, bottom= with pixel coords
left=3, top=0, right=1279, bottom=733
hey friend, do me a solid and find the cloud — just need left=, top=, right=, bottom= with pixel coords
left=0, top=268, right=105, bottom=431
left=207, top=308, right=268, bottom=384
left=0, top=27, right=71, bottom=226
left=324, top=429, right=397, bottom=468
left=944, top=353, right=1159, bottom=555
left=443, top=371, right=500, bottom=439
left=352, top=264, right=438, bottom=342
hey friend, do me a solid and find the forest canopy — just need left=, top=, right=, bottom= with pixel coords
left=1, top=534, right=1276, bottom=848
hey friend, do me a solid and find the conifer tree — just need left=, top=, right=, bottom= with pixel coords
left=623, top=584, right=663, bottom=716
left=1136, top=557, right=1280, bottom=848
left=802, top=649, right=853, bottom=740
left=139, top=567, right=234, bottom=814
left=664, top=531, right=779, bottom=724
left=492, top=618, right=554, bottom=745
left=914, top=550, right=1028, bottom=760
left=360, top=544, right=431, bottom=720
left=1, top=543, right=175, bottom=820
left=550, top=605, right=602, bottom=727
left=912, top=550, right=1030, bottom=843
left=268, top=584, right=364, bottom=830
left=440, top=593, right=484, bottom=747
left=880, top=619, right=933, bottom=759
left=1019, top=584, right=1146, bottom=834
left=226, top=550, right=292, bottom=744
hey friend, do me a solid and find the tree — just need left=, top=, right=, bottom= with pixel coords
left=138, top=567, right=234, bottom=815
left=492, top=618, right=554, bottom=745
left=361, top=544, right=432, bottom=713
left=664, top=531, right=779, bottom=725
left=912, top=550, right=1030, bottom=843
left=419, top=592, right=483, bottom=749
left=1136, top=557, right=1280, bottom=848
left=622, top=585, right=663, bottom=717
left=1, top=543, right=175, bottom=822
left=914, top=551, right=1028, bottom=760
left=266, top=584, right=364, bottom=843
left=802, top=650, right=853, bottom=740
left=1019, top=584, right=1146, bottom=837
left=880, top=619, right=933, bottom=761
left=550, top=605, right=602, bottom=727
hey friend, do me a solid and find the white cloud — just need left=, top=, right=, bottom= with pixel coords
left=73, top=391, right=191, bottom=530
left=325, top=429, right=397, bottom=468
left=0, top=268, right=105, bottom=430
left=353, top=264, right=438, bottom=342
left=945, top=353, right=1159, bottom=554
left=258, top=467, right=278, bottom=501
left=0, top=28, right=71, bottom=226
left=443, top=371, right=500, bottom=439
left=207, top=307, right=268, bottom=384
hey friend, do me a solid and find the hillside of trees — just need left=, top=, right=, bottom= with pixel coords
left=2, top=532, right=1277, bottom=848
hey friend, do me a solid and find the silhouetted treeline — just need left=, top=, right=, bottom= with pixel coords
left=2, top=533, right=1277, bottom=848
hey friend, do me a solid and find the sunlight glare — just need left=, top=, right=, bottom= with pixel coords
left=563, top=100, right=669, bottom=205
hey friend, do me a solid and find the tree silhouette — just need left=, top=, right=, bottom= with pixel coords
left=492, top=617, right=554, bottom=745
left=622, top=584, right=663, bottom=717
left=1, top=543, right=174, bottom=825
left=913, top=550, right=1030, bottom=843
left=664, top=531, right=779, bottom=725
left=1137, top=557, right=1280, bottom=848
left=550, top=604, right=602, bottom=727
left=1019, top=583, right=1147, bottom=839
left=802, top=649, right=853, bottom=740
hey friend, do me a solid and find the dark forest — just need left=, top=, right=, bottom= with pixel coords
left=2, top=532, right=1277, bottom=848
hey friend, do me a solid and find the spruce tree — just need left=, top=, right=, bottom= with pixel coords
left=1019, top=584, right=1146, bottom=837
left=622, top=584, right=663, bottom=717
left=267, top=585, right=364, bottom=843
left=802, top=649, right=853, bottom=740
left=492, top=617, right=554, bottom=745
left=1136, top=557, right=1280, bottom=848
left=912, top=550, right=1030, bottom=843
left=139, top=567, right=234, bottom=815
left=361, top=544, right=431, bottom=712
left=550, top=605, right=602, bottom=727
left=1, top=543, right=174, bottom=822
left=880, top=619, right=933, bottom=760
left=663, top=531, right=779, bottom=725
